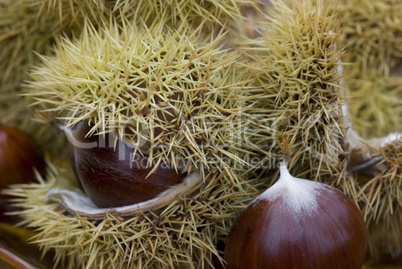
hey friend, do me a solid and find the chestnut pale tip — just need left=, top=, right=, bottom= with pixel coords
left=225, top=162, right=367, bottom=269
left=257, top=162, right=321, bottom=215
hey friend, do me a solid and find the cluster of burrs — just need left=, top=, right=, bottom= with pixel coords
left=0, top=0, right=400, bottom=268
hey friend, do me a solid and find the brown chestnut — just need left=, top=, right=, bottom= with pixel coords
left=225, top=162, right=367, bottom=269
left=0, top=124, right=46, bottom=222
left=66, top=121, right=186, bottom=208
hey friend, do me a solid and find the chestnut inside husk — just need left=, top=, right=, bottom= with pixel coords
left=66, top=121, right=186, bottom=208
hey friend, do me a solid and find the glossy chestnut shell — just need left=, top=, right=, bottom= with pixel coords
left=225, top=164, right=367, bottom=269
left=67, top=122, right=186, bottom=208
left=0, top=125, right=46, bottom=222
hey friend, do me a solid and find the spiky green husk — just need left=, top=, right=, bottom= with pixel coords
left=315, top=0, right=402, bottom=260
left=241, top=0, right=348, bottom=188
left=112, top=0, right=256, bottom=29
left=344, top=134, right=402, bottom=261
left=0, top=0, right=112, bottom=158
left=331, top=0, right=402, bottom=138
left=6, top=163, right=262, bottom=269
left=27, top=21, right=258, bottom=176
left=6, top=0, right=401, bottom=265
left=0, top=0, right=110, bottom=93
left=219, top=1, right=272, bottom=48
left=22, top=7, right=269, bottom=268
left=334, top=0, right=402, bottom=77
left=343, top=68, right=402, bottom=139
left=21, top=20, right=266, bottom=267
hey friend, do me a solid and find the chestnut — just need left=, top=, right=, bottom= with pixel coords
left=225, top=162, right=367, bottom=269
left=0, top=124, right=46, bottom=222
left=66, top=121, right=186, bottom=208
